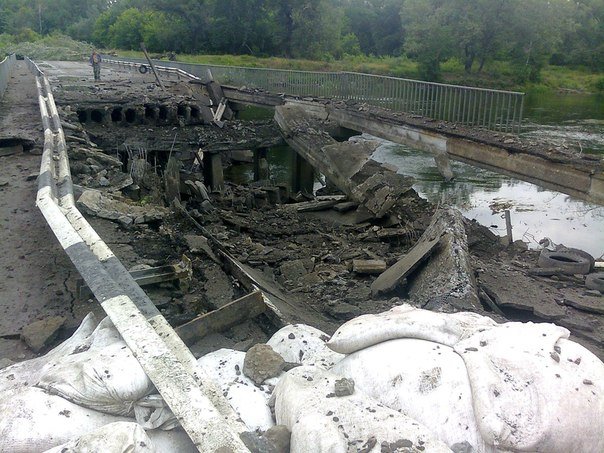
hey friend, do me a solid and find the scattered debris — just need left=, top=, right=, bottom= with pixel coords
left=334, top=377, right=355, bottom=397
left=243, top=344, right=285, bottom=384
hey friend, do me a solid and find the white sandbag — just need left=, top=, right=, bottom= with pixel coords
left=0, top=387, right=132, bottom=453
left=43, top=422, right=154, bottom=453
left=267, top=324, right=344, bottom=369
left=0, top=313, right=99, bottom=392
left=134, top=394, right=179, bottom=430
left=36, top=340, right=155, bottom=416
left=274, top=366, right=452, bottom=453
left=454, top=322, right=604, bottom=453
left=328, top=304, right=497, bottom=354
left=197, top=349, right=275, bottom=431
left=146, top=429, right=197, bottom=453
left=332, top=338, right=492, bottom=453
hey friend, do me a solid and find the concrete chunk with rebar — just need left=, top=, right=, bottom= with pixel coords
left=275, top=104, right=414, bottom=218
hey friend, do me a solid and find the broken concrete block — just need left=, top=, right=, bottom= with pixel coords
left=264, top=425, right=291, bottom=453
left=334, top=377, right=355, bottom=397
left=243, top=344, right=285, bottom=384
left=407, top=209, right=481, bottom=312
left=352, top=259, right=387, bottom=275
left=203, top=263, right=234, bottom=310
left=77, top=190, right=168, bottom=225
left=240, top=431, right=273, bottom=453
left=185, top=234, right=219, bottom=262
left=21, top=316, right=66, bottom=353
left=279, top=260, right=309, bottom=284
left=333, top=201, right=358, bottom=213
left=326, top=302, right=361, bottom=320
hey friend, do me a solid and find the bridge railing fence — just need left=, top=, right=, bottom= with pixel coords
left=104, top=56, right=524, bottom=133
left=0, top=54, right=16, bottom=100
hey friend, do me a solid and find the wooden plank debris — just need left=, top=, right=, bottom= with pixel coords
left=333, top=201, right=358, bottom=213
left=77, top=256, right=192, bottom=299
left=371, top=235, right=441, bottom=296
left=176, top=291, right=267, bottom=345
left=297, top=200, right=340, bottom=212
left=352, top=259, right=387, bottom=275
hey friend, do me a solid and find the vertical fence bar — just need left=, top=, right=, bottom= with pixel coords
left=109, top=57, right=525, bottom=133
left=517, top=94, right=525, bottom=134
left=505, top=94, right=513, bottom=132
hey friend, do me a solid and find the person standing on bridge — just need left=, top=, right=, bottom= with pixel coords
left=89, top=51, right=102, bottom=81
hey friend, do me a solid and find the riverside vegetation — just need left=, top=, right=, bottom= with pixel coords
left=0, top=0, right=602, bottom=90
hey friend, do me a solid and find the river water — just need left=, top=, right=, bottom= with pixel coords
left=370, top=91, right=604, bottom=258
left=230, top=92, right=604, bottom=258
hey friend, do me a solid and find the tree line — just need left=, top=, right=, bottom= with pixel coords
left=1, top=0, right=602, bottom=81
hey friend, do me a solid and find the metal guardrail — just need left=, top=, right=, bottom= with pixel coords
left=104, top=56, right=525, bottom=133
left=25, top=56, right=250, bottom=452
left=0, top=54, right=16, bottom=100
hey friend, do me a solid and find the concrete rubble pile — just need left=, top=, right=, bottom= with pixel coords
left=1, top=305, right=602, bottom=453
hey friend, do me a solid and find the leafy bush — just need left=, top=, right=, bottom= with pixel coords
left=0, top=33, right=93, bottom=61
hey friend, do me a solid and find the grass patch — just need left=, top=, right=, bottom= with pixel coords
left=120, top=50, right=601, bottom=93
left=1, top=33, right=92, bottom=61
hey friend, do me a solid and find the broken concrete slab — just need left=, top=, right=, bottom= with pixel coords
left=275, top=104, right=414, bottom=219
left=405, top=208, right=482, bottom=312
left=333, top=201, right=358, bottom=213
left=203, top=263, right=235, bottom=310
left=326, top=302, right=361, bottom=320
left=20, top=316, right=66, bottom=353
left=185, top=234, right=220, bottom=263
left=69, top=147, right=122, bottom=168
left=77, top=189, right=168, bottom=225
left=434, top=150, right=454, bottom=181
left=563, top=297, right=604, bottom=315
left=280, top=259, right=310, bottom=284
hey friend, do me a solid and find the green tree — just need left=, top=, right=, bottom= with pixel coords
left=141, top=10, right=188, bottom=52
left=506, top=0, right=573, bottom=82
left=109, top=7, right=145, bottom=49
left=208, top=0, right=277, bottom=55
left=401, top=0, right=455, bottom=81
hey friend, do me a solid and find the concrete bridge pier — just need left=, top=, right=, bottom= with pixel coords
left=253, top=147, right=269, bottom=181
left=292, top=152, right=314, bottom=195
left=203, top=151, right=225, bottom=191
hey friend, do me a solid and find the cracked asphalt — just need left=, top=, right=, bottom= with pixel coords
left=0, top=62, right=103, bottom=361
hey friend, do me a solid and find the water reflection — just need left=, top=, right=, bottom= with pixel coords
left=371, top=136, right=604, bottom=258
left=522, top=92, right=604, bottom=155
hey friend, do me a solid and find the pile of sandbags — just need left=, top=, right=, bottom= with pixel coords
left=325, top=304, right=604, bottom=453
left=0, top=313, right=195, bottom=453
left=1, top=305, right=602, bottom=453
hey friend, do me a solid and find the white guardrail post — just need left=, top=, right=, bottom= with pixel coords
left=0, top=53, right=17, bottom=100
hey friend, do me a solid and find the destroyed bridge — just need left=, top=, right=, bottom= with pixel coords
left=0, top=54, right=602, bottom=452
